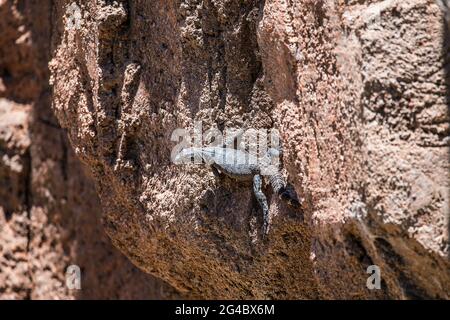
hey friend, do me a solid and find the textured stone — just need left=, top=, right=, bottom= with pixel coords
left=0, top=0, right=179, bottom=300
left=49, top=0, right=450, bottom=299
left=2, top=0, right=449, bottom=299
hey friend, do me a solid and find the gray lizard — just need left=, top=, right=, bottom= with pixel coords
left=174, top=146, right=300, bottom=234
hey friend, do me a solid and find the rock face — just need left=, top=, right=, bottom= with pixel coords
left=2, top=0, right=449, bottom=299
left=258, top=0, right=450, bottom=299
left=0, top=0, right=179, bottom=299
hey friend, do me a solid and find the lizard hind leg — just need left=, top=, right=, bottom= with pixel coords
left=211, top=164, right=225, bottom=180
left=253, top=174, right=270, bottom=235
left=279, top=184, right=301, bottom=208
left=269, top=173, right=301, bottom=208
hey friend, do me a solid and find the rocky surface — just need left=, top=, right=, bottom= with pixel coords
left=1, top=0, right=449, bottom=299
left=0, top=0, right=179, bottom=299
left=259, top=0, right=450, bottom=299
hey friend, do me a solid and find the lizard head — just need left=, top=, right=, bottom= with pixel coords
left=173, top=147, right=198, bottom=164
left=173, top=147, right=216, bottom=165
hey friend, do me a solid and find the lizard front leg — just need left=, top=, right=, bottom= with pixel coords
left=253, top=174, right=270, bottom=235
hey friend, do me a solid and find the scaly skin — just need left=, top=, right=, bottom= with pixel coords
left=174, top=147, right=300, bottom=234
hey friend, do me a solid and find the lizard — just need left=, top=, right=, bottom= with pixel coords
left=174, top=146, right=300, bottom=234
